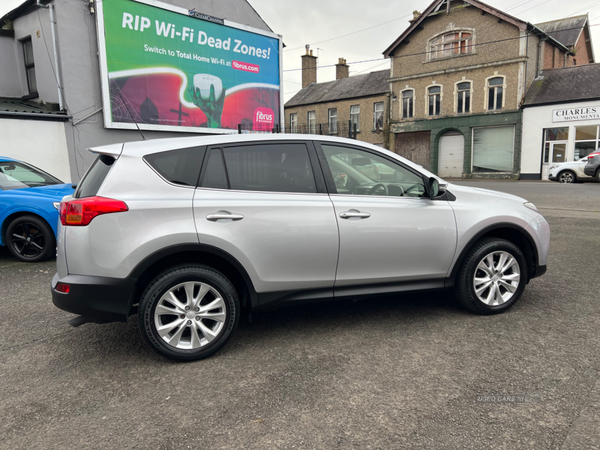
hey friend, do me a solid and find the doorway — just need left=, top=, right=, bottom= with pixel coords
left=438, top=132, right=464, bottom=178
left=542, top=142, right=567, bottom=179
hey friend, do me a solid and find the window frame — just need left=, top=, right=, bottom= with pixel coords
left=485, top=75, right=506, bottom=111
left=401, top=89, right=414, bottom=119
left=427, top=29, right=475, bottom=61
left=455, top=80, right=472, bottom=114
left=471, top=126, right=515, bottom=174
left=373, top=102, right=384, bottom=130
left=199, top=141, right=328, bottom=194
left=314, top=141, right=430, bottom=198
left=426, top=84, right=442, bottom=117
left=21, top=37, right=38, bottom=99
left=307, top=111, right=316, bottom=134
left=328, top=108, right=338, bottom=134
left=350, top=105, right=360, bottom=132
left=289, top=113, right=298, bottom=133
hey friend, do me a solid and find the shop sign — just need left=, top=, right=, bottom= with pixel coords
left=552, top=106, right=600, bottom=123
left=96, top=0, right=282, bottom=133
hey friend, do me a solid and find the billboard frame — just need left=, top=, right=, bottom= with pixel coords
left=95, top=0, right=284, bottom=134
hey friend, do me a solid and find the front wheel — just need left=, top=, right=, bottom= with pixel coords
left=455, top=238, right=527, bottom=315
left=5, top=215, right=56, bottom=262
left=558, top=170, right=575, bottom=183
left=139, top=265, right=240, bottom=361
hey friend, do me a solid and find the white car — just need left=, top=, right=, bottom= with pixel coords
left=548, top=156, right=596, bottom=183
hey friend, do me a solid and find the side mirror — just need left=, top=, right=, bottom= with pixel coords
left=428, top=177, right=439, bottom=198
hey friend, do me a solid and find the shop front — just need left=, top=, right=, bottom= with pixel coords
left=521, top=100, right=600, bottom=180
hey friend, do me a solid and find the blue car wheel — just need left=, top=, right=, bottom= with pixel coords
left=5, top=215, right=55, bottom=262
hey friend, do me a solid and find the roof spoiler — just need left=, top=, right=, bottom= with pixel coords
left=87, top=143, right=125, bottom=158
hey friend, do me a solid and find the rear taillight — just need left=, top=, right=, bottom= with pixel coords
left=60, top=197, right=128, bottom=226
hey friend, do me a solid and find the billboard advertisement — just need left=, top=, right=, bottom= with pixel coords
left=96, top=0, right=282, bottom=133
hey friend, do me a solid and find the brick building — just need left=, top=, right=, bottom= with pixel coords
left=284, top=49, right=390, bottom=148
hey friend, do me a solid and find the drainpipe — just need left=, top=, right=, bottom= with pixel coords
left=37, top=0, right=64, bottom=111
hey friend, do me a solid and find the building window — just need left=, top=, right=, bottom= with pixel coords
left=328, top=108, right=338, bottom=134
left=401, top=90, right=414, bottom=119
left=22, top=38, right=37, bottom=97
left=307, top=111, right=316, bottom=134
left=373, top=102, right=384, bottom=129
left=542, top=128, right=569, bottom=164
left=350, top=105, right=360, bottom=131
left=428, top=86, right=441, bottom=116
left=429, top=30, right=474, bottom=60
left=487, top=77, right=504, bottom=111
left=574, top=125, right=599, bottom=159
left=456, top=82, right=471, bottom=114
left=289, top=113, right=298, bottom=133
left=472, top=126, right=514, bottom=173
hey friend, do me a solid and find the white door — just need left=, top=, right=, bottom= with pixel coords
left=438, top=134, right=464, bottom=178
left=542, top=142, right=567, bottom=180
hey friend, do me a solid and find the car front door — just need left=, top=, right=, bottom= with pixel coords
left=317, top=143, right=457, bottom=295
left=192, top=141, right=339, bottom=300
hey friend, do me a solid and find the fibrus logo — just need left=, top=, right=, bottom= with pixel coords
left=253, top=107, right=274, bottom=130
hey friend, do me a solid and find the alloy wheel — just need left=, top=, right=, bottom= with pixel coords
left=473, top=251, right=521, bottom=306
left=10, top=221, right=46, bottom=259
left=153, top=281, right=227, bottom=350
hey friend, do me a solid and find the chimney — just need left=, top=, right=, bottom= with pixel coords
left=301, top=45, right=317, bottom=88
left=336, top=58, right=349, bottom=80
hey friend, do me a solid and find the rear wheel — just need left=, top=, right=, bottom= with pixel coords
left=139, top=265, right=240, bottom=361
left=558, top=170, right=575, bottom=183
left=5, top=215, right=55, bottom=262
left=596, top=168, right=600, bottom=182
left=455, top=238, right=527, bottom=315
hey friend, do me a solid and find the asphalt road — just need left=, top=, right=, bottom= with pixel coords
left=1, top=181, right=599, bottom=450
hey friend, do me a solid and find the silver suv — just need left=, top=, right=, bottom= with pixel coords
left=52, top=134, right=550, bottom=361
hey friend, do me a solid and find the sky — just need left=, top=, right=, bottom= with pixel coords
left=2, top=0, right=600, bottom=103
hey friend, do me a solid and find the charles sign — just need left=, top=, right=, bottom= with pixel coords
left=552, top=106, right=600, bottom=123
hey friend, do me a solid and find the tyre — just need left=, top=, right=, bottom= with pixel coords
left=596, top=168, right=600, bottom=182
left=5, top=215, right=56, bottom=262
left=558, top=170, right=575, bottom=183
left=455, top=238, right=527, bottom=315
left=139, top=265, right=240, bottom=361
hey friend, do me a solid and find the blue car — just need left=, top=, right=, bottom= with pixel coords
left=0, top=157, right=74, bottom=262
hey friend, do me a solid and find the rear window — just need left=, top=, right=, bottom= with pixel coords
left=144, top=147, right=206, bottom=187
left=74, top=155, right=114, bottom=198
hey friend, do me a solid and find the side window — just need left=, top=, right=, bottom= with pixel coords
left=75, top=155, right=115, bottom=198
left=201, top=149, right=228, bottom=189
left=320, top=144, right=427, bottom=198
left=144, top=147, right=205, bottom=186
left=221, top=143, right=317, bottom=194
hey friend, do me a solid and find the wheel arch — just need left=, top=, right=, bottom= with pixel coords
left=127, top=244, right=258, bottom=318
left=448, top=223, right=538, bottom=286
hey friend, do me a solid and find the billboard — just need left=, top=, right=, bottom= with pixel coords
left=96, top=0, right=282, bottom=133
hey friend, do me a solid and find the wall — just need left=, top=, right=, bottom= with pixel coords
left=10, top=7, right=59, bottom=103
left=521, top=99, right=600, bottom=176
left=48, top=0, right=273, bottom=181
left=390, top=5, right=523, bottom=79
left=0, top=117, right=70, bottom=181
left=284, top=95, right=389, bottom=146
left=0, top=35, right=22, bottom=97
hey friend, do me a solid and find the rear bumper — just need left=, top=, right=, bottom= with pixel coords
left=583, top=166, right=596, bottom=176
left=51, top=273, right=136, bottom=323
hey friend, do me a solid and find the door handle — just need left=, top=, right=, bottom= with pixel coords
left=339, top=210, right=371, bottom=219
left=206, top=211, right=244, bottom=222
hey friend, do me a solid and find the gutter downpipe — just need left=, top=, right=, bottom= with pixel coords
left=37, top=0, right=64, bottom=111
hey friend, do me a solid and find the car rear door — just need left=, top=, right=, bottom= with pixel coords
left=192, top=140, right=339, bottom=298
left=316, top=142, right=457, bottom=295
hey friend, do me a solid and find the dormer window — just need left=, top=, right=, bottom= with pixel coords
left=429, top=31, right=473, bottom=60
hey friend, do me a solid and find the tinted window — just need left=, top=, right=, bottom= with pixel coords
left=201, top=149, right=229, bottom=189
left=221, top=144, right=317, bottom=193
left=74, top=155, right=114, bottom=198
left=144, top=147, right=205, bottom=186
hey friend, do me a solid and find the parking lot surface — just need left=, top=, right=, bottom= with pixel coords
left=0, top=181, right=599, bottom=449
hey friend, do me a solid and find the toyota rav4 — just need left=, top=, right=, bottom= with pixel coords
left=52, top=134, right=550, bottom=361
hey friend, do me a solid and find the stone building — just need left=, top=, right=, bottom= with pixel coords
left=284, top=50, right=390, bottom=148
left=384, top=0, right=592, bottom=178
